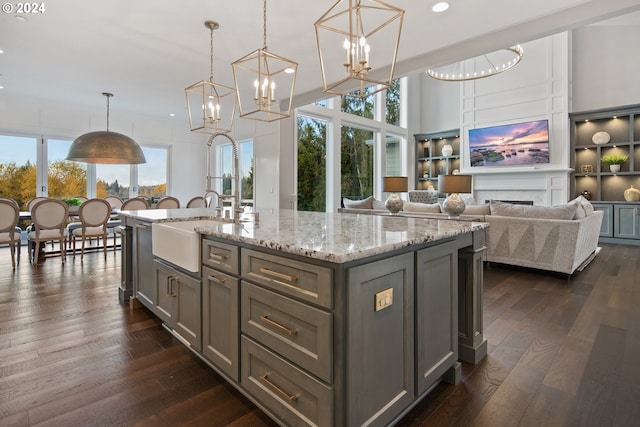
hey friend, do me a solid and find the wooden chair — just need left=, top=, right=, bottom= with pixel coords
left=186, top=196, right=206, bottom=208
left=70, top=198, right=111, bottom=261
left=104, top=195, right=124, bottom=210
left=155, top=196, right=180, bottom=209
left=26, top=196, right=48, bottom=211
left=120, top=197, right=150, bottom=211
left=0, top=199, right=21, bottom=268
left=28, top=199, right=69, bottom=266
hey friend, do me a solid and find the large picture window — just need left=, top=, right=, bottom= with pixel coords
left=341, top=126, right=374, bottom=199
left=297, top=115, right=327, bottom=212
left=138, top=146, right=168, bottom=199
left=0, top=135, right=38, bottom=209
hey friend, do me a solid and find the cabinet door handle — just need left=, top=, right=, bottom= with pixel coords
left=260, top=315, right=298, bottom=336
left=168, top=275, right=178, bottom=297
left=260, top=373, right=299, bottom=402
left=208, top=251, right=228, bottom=261
left=207, top=274, right=226, bottom=284
left=259, top=267, right=298, bottom=282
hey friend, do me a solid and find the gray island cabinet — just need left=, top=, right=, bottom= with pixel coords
left=119, top=208, right=488, bottom=427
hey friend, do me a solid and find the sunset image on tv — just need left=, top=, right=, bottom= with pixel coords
left=468, top=120, right=550, bottom=167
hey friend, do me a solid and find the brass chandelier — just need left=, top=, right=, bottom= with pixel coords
left=232, top=0, right=298, bottom=122
left=185, top=20, right=237, bottom=134
left=66, top=92, right=146, bottom=164
left=314, top=0, right=404, bottom=98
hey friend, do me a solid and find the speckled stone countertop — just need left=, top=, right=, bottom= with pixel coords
left=121, top=208, right=487, bottom=264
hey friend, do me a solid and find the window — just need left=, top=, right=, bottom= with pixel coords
left=138, top=146, right=168, bottom=199
left=219, top=140, right=254, bottom=208
left=96, top=164, right=130, bottom=199
left=386, top=79, right=401, bottom=126
left=341, top=87, right=375, bottom=119
left=341, top=126, right=374, bottom=199
left=297, top=115, right=327, bottom=212
left=0, top=134, right=38, bottom=209
left=385, top=134, right=402, bottom=176
left=47, top=138, right=87, bottom=199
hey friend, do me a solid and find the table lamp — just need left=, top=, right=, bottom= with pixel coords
left=383, top=176, right=408, bottom=214
left=438, top=174, right=472, bottom=219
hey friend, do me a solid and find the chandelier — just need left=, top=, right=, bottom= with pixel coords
left=66, top=93, right=146, bottom=164
left=314, top=0, right=404, bottom=98
left=185, top=20, right=237, bottom=134
left=427, top=45, right=524, bottom=81
left=232, top=0, right=298, bottom=122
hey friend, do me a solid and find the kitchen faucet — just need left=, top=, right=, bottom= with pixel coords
left=204, top=132, right=242, bottom=223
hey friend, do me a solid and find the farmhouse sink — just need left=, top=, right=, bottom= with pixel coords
left=152, top=220, right=225, bottom=273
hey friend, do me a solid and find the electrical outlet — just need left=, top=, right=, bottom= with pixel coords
left=375, top=288, right=393, bottom=312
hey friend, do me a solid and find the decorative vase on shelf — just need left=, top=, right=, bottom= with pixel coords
left=624, top=185, right=640, bottom=202
left=441, top=144, right=453, bottom=157
left=610, top=164, right=621, bottom=173
left=581, top=190, right=592, bottom=201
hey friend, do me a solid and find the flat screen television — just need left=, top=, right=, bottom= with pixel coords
left=468, top=119, right=550, bottom=167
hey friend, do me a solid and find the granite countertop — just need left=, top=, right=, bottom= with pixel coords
left=120, top=208, right=487, bottom=263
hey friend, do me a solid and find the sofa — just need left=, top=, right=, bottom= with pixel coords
left=339, top=196, right=603, bottom=275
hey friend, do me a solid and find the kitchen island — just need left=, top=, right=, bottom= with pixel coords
left=119, top=208, right=488, bottom=426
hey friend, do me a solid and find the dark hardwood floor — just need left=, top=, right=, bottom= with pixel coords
left=0, top=243, right=638, bottom=426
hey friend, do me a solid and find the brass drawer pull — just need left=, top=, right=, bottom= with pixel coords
left=208, top=251, right=228, bottom=261
left=260, top=373, right=299, bottom=402
left=260, top=315, right=298, bottom=336
left=207, top=274, right=226, bottom=284
left=259, top=267, right=298, bottom=282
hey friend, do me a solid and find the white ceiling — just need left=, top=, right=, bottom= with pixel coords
left=1, top=0, right=640, bottom=122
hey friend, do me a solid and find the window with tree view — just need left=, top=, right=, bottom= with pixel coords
left=0, top=135, right=37, bottom=209
left=341, top=126, right=374, bottom=200
left=386, top=79, right=400, bottom=126
left=138, top=146, right=168, bottom=200
left=48, top=139, right=87, bottom=200
left=297, top=115, right=327, bottom=212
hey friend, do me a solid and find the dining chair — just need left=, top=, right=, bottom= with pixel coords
left=104, top=195, right=124, bottom=210
left=71, top=198, right=111, bottom=261
left=26, top=196, right=48, bottom=211
left=0, top=199, right=21, bottom=268
left=120, top=197, right=150, bottom=211
left=186, top=196, right=206, bottom=208
left=155, top=196, right=180, bottom=209
left=28, top=198, right=69, bottom=266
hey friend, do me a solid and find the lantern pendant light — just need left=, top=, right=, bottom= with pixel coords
left=185, top=20, right=237, bottom=134
left=232, top=0, right=298, bottom=122
left=314, top=0, right=404, bottom=98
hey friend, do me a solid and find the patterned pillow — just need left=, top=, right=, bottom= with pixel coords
left=489, top=200, right=578, bottom=220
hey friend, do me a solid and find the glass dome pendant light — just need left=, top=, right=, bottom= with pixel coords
left=66, top=92, right=146, bottom=164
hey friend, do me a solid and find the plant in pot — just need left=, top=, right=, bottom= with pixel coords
left=62, top=197, right=83, bottom=213
left=601, top=153, right=628, bottom=173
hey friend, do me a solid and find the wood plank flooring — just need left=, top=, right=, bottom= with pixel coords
left=0, top=243, right=639, bottom=426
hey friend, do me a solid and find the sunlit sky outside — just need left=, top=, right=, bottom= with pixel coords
left=0, top=135, right=168, bottom=187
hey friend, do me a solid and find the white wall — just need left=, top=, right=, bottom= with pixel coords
left=571, top=21, right=640, bottom=112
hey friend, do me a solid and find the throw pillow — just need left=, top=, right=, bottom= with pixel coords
left=343, top=196, right=373, bottom=209
left=403, top=201, right=441, bottom=213
left=372, top=197, right=387, bottom=210
left=489, top=200, right=578, bottom=220
left=568, top=195, right=595, bottom=219
left=463, top=204, right=490, bottom=215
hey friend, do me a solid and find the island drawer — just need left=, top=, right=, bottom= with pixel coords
left=202, top=239, right=238, bottom=275
left=241, top=249, right=332, bottom=309
left=241, top=281, right=332, bottom=383
left=241, top=336, right=333, bottom=427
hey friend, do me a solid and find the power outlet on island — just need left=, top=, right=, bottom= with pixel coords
left=375, top=288, right=393, bottom=312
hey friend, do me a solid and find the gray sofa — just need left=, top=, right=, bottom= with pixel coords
left=338, top=197, right=603, bottom=275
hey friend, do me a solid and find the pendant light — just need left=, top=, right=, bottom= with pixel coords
left=185, top=20, right=237, bottom=134
left=232, top=0, right=298, bottom=122
left=314, top=0, right=404, bottom=98
left=66, top=92, right=146, bottom=164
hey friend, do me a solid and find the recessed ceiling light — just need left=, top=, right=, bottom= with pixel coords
left=169, top=113, right=175, bottom=117
left=0, top=49, right=4, bottom=54
left=14, top=15, right=27, bottom=21
left=432, top=2, right=449, bottom=13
